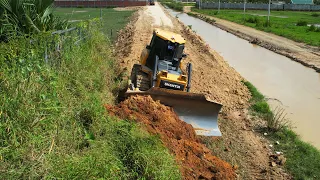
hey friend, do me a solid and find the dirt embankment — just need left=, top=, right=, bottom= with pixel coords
left=106, top=96, right=236, bottom=179
left=188, top=12, right=320, bottom=73
left=114, top=5, right=291, bottom=179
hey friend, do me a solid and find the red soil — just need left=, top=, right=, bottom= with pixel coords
left=105, top=95, right=236, bottom=180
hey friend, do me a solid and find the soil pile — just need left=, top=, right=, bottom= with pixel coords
left=106, top=96, right=236, bottom=180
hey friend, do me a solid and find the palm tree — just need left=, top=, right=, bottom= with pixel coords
left=0, top=0, right=67, bottom=40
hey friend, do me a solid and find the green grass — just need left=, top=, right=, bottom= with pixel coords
left=182, top=2, right=196, bottom=6
left=192, top=9, right=320, bottom=46
left=0, top=10, right=181, bottom=179
left=54, top=8, right=134, bottom=41
left=243, top=81, right=271, bottom=115
left=243, top=81, right=320, bottom=179
left=161, top=0, right=184, bottom=11
left=269, top=129, right=320, bottom=180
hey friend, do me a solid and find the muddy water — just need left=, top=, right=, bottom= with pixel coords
left=167, top=9, right=320, bottom=149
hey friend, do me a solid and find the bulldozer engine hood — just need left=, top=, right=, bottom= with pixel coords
left=154, top=28, right=186, bottom=44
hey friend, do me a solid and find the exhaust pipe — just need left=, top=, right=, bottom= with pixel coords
left=152, top=56, right=159, bottom=87
left=186, top=63, right=192, bottom=92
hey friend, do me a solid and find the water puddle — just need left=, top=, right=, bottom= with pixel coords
left=167, top=9, right=320, bottom=149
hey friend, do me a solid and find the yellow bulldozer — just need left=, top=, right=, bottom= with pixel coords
left=125, top=29, right=223, bottom=136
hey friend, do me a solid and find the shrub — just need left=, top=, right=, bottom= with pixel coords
left=263, top=20, right=271, bottom=27
left=296, top=20, right=308, bottom=26
left=307, top=25, right=320, bottom=32
left=245, top=17, right=259, bottom=24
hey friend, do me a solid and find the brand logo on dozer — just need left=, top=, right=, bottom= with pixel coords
left=160, top=80, right=184, bottom=90
left=164, top=82, right=181, bottom=89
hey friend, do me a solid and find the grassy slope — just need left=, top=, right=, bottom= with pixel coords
left=192, top=9, right=320, bottom=46
left=0, top=9, right=180, bottom=179
left=243, top=81, right=320, bottom=180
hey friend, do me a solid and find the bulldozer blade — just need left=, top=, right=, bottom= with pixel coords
left=125, top=88, right=223, bottom=136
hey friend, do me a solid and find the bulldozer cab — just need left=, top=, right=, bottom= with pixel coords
left=145, top=29, right=186, bottom=73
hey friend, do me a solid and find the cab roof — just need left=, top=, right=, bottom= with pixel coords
left=154, top=28, right=186, bottom=44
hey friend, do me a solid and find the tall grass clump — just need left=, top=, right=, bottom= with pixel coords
left=0, top=19, right=180, bottom=179
left=245, top=16, right=259, bottom=24
left=296, top=20, right=308, bottom=26
left=265, top=107, right=290, bottom=132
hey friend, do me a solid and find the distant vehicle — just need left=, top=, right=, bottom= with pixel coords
left=149, top=0, right=155, bottom=5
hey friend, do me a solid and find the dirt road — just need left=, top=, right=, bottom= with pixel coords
left=188, top=11, right=320, bottom=73
left=115, top=3, right=291, bottom=179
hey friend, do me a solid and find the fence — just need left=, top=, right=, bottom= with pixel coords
left=197, top=2, right=320, bottom=11
left=42, top=18, right=105, bottom=66
left=44, top=27, right=82, bottom=63
left=54, top=0, right=147, bottom=7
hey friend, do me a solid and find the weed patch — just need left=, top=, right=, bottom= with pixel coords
left=296, top=20, right=308, bottom=26
left=245, top=17, right=259, bottom=24
left=265, top=107, right=290, bottom=132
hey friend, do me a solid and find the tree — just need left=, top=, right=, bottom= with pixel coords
left=0, top=0, right=67, bottom=40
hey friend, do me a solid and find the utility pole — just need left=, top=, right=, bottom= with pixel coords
left=243, top=0, right=246, bottom=21
left=218, top=0, right=220, bottom=13
left=268, top=0, right=271, bottom=25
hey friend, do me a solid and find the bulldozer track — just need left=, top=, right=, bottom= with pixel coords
left=131, top=64, right=150, bottom=91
